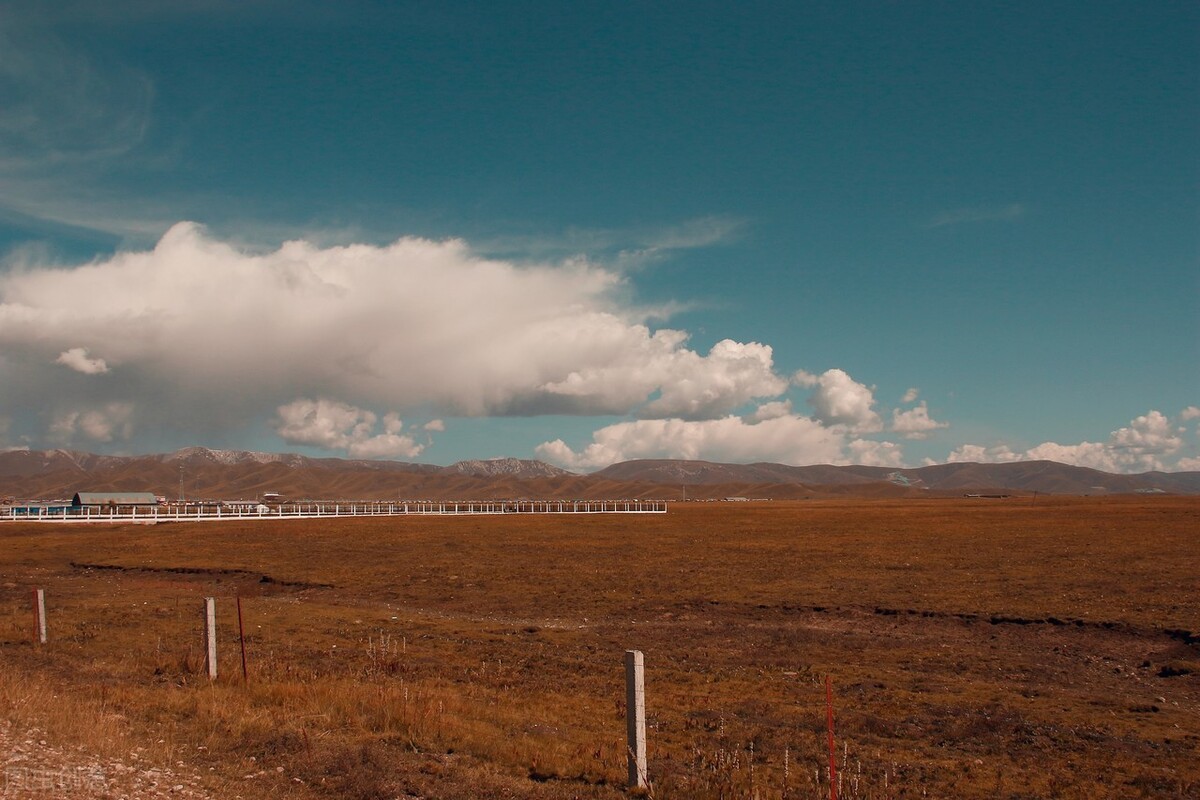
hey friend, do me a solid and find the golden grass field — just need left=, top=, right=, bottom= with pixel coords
left=1, top=496, right=1198, bottom=798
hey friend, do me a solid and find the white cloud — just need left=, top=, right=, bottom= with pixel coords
left=536, top=412, right=879, bottom=471
left=49, top=402, right=134, bottom=443
left=1107, top=410, right=1181, bottom=458
left=891, top=401, right=949, bottom=439
left=645, top=339, right=789, bottom=418
left=272, top=398, right=425, bottom=460
left=55, top=347, right=109, bottom=375
left=901, top=387, right=920, bottom=404
left=1176, top=456, right=1200, bottom=471
left=792, top=370, right=819, bottom=388
left=1181, top=406, right=1200, bottom=422
left=540, top=337, right=787, bottom=420
left=750, top=400, right=793, bottom=422
left=423, top=419, right=445, bottom=432
left=1026, top=411, right=1182, bottom=472
left=798, top=368, right=882, bottom=432
left=945, top=444, right=1020, bottom=464
left=847, top=438, right=906, bottom=467
left=1020, top=441, right=1117, bottom=471
left=533, top=438, right=589, bottom=469
left=0, top=223, right=794, bottom=445
left=948, top=410, right=1188, bottom=473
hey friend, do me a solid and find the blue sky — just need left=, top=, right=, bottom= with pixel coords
left=0, top=1, right=1196, bottom=472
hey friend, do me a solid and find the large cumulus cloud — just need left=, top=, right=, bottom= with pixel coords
left=0, top=223, right=793, bottom=452
left=795, top=368, right=883, bottom=432
left=272, top=398, right=426, bottom=459
left=536, top=412, right=847, bottom=470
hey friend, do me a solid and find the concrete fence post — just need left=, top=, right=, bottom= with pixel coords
left=625, top=649, right=647, bottom=789
left=204, top=597, right=217, bottom=680
left=33, top=589, right=47, bottom=645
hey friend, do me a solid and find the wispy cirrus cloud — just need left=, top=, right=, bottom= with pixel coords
left=0, top=6, right=166, bottom=244
left=926, top=203, right=1025, bottom=229
left=0, top=13, right=153, bottom=174
left=472, top=215, right=746, bottom=268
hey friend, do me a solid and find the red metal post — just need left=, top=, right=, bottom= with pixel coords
left=826, top=674, right=838, bottom=800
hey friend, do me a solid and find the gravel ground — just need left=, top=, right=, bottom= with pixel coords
left=0, top=720, right=216, bottom=800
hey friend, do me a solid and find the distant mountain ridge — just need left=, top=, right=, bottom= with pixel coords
left=592, top=458, right=1200, bottom=495
left=1, top=447, right=1198, bottom=501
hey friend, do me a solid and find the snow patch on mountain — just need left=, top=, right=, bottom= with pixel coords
left=442, top=458, right=575, bottom=478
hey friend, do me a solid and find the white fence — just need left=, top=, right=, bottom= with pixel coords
left=0, top=500, right=667, bottom=523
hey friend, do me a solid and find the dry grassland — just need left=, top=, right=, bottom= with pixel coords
left=1, top=496, right=1198, bottom=798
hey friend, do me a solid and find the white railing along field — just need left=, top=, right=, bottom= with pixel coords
left=0, top=500, right=667, bottom=523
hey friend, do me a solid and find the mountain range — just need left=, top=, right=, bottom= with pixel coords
left=2, top=448, right=1198, bottom=502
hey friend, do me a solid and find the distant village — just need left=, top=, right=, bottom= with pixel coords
left=4, top=491, right=282, bottom=518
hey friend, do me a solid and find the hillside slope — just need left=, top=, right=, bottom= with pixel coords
left=2, top=448, right=1197, bottom=500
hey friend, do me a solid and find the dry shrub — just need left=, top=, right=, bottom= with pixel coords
left=303, top=739, right=394, bottom=800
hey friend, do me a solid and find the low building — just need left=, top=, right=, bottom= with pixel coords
left=72, top=492, right=159, bottom=509
left=7, top=503, right=73, bottom=516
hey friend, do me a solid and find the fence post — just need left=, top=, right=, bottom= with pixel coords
left=204, top=597, right=217, bottom=680
left=237, top=596, right=249, bottom=682
left=33, top=588, right=47, bottom=645
left=625, top=649, right=647, bottom=789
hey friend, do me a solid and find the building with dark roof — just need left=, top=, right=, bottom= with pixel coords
left=72, top=492, right=159, bottom=508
